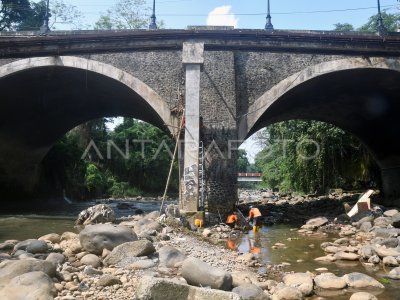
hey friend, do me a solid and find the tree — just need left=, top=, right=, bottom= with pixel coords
left=333, top=23, right=354, bottom=32
left=0, top=0, right=31, bottom=31
left=358, top=11, right=400, bottom=32
left=94, top=0, right=150, bottom=30
left=237, top=149, right=250, bottom=172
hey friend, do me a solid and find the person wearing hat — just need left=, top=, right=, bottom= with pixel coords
left=247, top=205, right=262, bottom=232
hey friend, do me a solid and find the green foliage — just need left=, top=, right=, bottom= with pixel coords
left=95, top=0, right=150, bottom=30
left=84, top=163, right=106, bottom=195
left=255, top=120, right=379, bottom=194
left=237, top=149, right=250, bottom=172
left=333, top=23, right=354, bottom=32
left=358, top=11, right=400, bottom=32
left=0, top=0, right=31, bottom=30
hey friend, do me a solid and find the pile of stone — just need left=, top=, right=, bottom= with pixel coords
left=201, top=223, right=241, bottom=240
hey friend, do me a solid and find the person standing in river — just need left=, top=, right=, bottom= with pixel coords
left=247, top=205, right=262, bottom=232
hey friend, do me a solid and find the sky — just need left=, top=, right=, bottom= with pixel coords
left=44, top=0, right=399, bottom=162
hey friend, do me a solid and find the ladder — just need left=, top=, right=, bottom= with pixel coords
left=198, top=141, right=205, bottom=210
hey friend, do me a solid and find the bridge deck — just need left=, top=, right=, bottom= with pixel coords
left=1, top=29, right=400, bottom=58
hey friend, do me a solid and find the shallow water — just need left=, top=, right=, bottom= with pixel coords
left=230, top=225, right=400, bottom=300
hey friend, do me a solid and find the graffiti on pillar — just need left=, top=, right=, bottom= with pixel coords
left=184, top=164, right=198, bottom=197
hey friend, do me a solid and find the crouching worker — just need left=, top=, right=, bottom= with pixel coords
left=248, top=205, right=262, bottom=232
left=226, top=212, right=238, bottom=228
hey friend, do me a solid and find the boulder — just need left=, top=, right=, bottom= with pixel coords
left=13, top=239, right=38, bottom=252
left=354, top=216, right=374, bottom=228
left=374, top=245, right=400, bottom=258
left=271, top=286, right=303, bottom=300
left=0, top=271, right=56, bottom=300
left=232, top=271, right=261, bottom=288
left=158, top=246, right=186, bottom=268
left=314, top=255, right=336, bottom=262
left=349, top=292, right=378, bottom=300
left=26, top=240, right=49, bottom=254
left=360, top=222, right=372, bottom=233
left=232, top=283, right=268, bottom=300
left=387, top=266, right=400, bottom=279
left=342, top=272, right=384, bottom=289
left=382, top=256, right=399, bottom=267
left=38, top=233, right=61, bottom=244
left=0, top=259, right=56, bottom=284
left=372, top=228, right=399, bottom=239
left=80, top=254, right=102, bottom=268
left=46, top=253, right=65, bottom=265
left=75, top=204, right=116, bottom=225
left=368, top=255, right=380, bottom=264
left=96, top=274, right=121, bottom=287
left=283, top=273, right=313, bottom=296
left=376, top=238, right=399, bottom=248
left=136, top=276, right=241, bottom=300
left=181, top=257, right=232, bottom=291
left=392, top=212, right=400, bottom=228
left=373, top=217, right=393, bottom=227
left=313, top=273, right=347, bottom=290
left=359, top=246, right=375, bottom=259
left=79, top=224, right=137, bottom=255
left=60, top=232, right=78, bottom=241
left=104, top=240, right=155, bottom=266
left=302, top=217, right=328, bottom=230
left=334, top=252, right=360, bottom=261
left=384, top=209, right=399, bottom=217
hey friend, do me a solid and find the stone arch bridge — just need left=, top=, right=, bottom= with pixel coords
left=1, top=29, right=400, bottom=212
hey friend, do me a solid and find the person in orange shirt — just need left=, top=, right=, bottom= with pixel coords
left=226, top=212, right=238, bottom=228
left=247, top=205, right=262, bottom=232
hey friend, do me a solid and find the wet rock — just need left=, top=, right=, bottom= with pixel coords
left=96, top=274, right=121, bottom=287
left=232, top=283, right=268, bottom=300
left=13, top=239, right=37, bottom=252
left=181, top=257, right=232, bottom=291
left=382, top=256, right=399, bottom=267
left=314, top=273, right=347, bottom=290
left=75, top=204, right=116, bottom=225
left=158, top=245, right=186, bottom=268
left=80, top=254, right=101, bottom=268
left=387, top=266, right=400, bottom=279
left=79, top=224, right=137, bottom=255
left=314, top=255, right=336, bottom=262
left=334, top=251, right=360, bottom=261
left=324, top=246, right=341, bottom=254
left=302, top=217, right=328, bottom=230
left=349, top=292, right=378, bottom=300
left=342, top=272, right=384, bottom=289
left=0, top=271, right=56, bottom=300
left=0, top=259, right=56, bottom=284
left=283, top=272, right=313, bottom=296
left=46, top=253, right=65, bottom=265
left=104, top=240, right=155, bottom=266
left=271, top=286, right=303, bottom=300
left=136, top=276, right=241, bottom=300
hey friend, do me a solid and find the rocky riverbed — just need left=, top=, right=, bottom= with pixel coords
left=0, top=191, right=399, bottom=299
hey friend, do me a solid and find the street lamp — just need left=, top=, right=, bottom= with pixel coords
left=40, top=0, right=50, bottom=34
left=376, top=0, right=387, bottom=35
left=149, top=0, right=157, bottom=30
left=265, top=0, right=274, bottom=30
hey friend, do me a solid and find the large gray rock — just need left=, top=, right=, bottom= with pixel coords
left=0, top=259, right=56, bottom=285
left=334, top=251, right=360, bottom=261
left=158, top=246, right=186, bottom=268
left=104, top=240, right=155, bottom=266
left=392, top=212, right=400, bottom=228
left=76, top=204, right=116, bottom=225
left=283, top=273, right=313, bottom=296
left=373, top=217, right=393, bottom=227
left=0, top=271, right=56, bottom=300
left=354, top=216, right=374, bottom=228
left=360, top=222, right=372, bottom=233
left=382, top=256, right=399, bottom=267
left=38, top=233, right=61, bottom=244
left=342, top=272, right=384, bottom=289
left=79, top=224, right=137, bottom=255
left=96, top=274, right=121, bottom=287
left=181, top=257, right=232, bottom=291
left=13, top=239, right=37, bottom=252
left=372, top=228, right=399, bottom=239
left=387, top=266, right=400, bottom=279
left=314, top=273, right=347, bottom=290
left=374, top=245, right=400, bottom=258
left=45, top=253, right=65, bottom=265
left=359, top=246, right=375, bottom=259
left=376, top=238, right=399, bottom=248
left=232, top=283, right=268, bottom=300
left=26, top=240, right=49, bottom=254
left=136, top=276, right=241, bottom=300
left=349, top=292, right=378, bottom=300
left=384, top=209, right=399, bottom=217
left=81, top=254, right=102, bottom=268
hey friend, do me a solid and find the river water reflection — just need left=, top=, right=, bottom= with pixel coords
left=229, top=225, right=400, bottom=300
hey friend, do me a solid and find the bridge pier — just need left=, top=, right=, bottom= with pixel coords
left=181, top=43, right=204, bottom=212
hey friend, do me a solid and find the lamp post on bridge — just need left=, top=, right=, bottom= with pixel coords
left=40, top=0, right=50, bottom=34
left=376, top=0, right=387, bottom=36
left=149, top=0, right=157, bottom=30
left=265, top=0, right=274, bottom=30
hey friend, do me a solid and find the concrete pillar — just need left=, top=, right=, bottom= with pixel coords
left=181, top=42, right=204, bottom=212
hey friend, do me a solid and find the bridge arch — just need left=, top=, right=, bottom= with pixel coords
left=243, top=57, right=400, bottom=202
left=0, top=56, right=178, bottom=192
